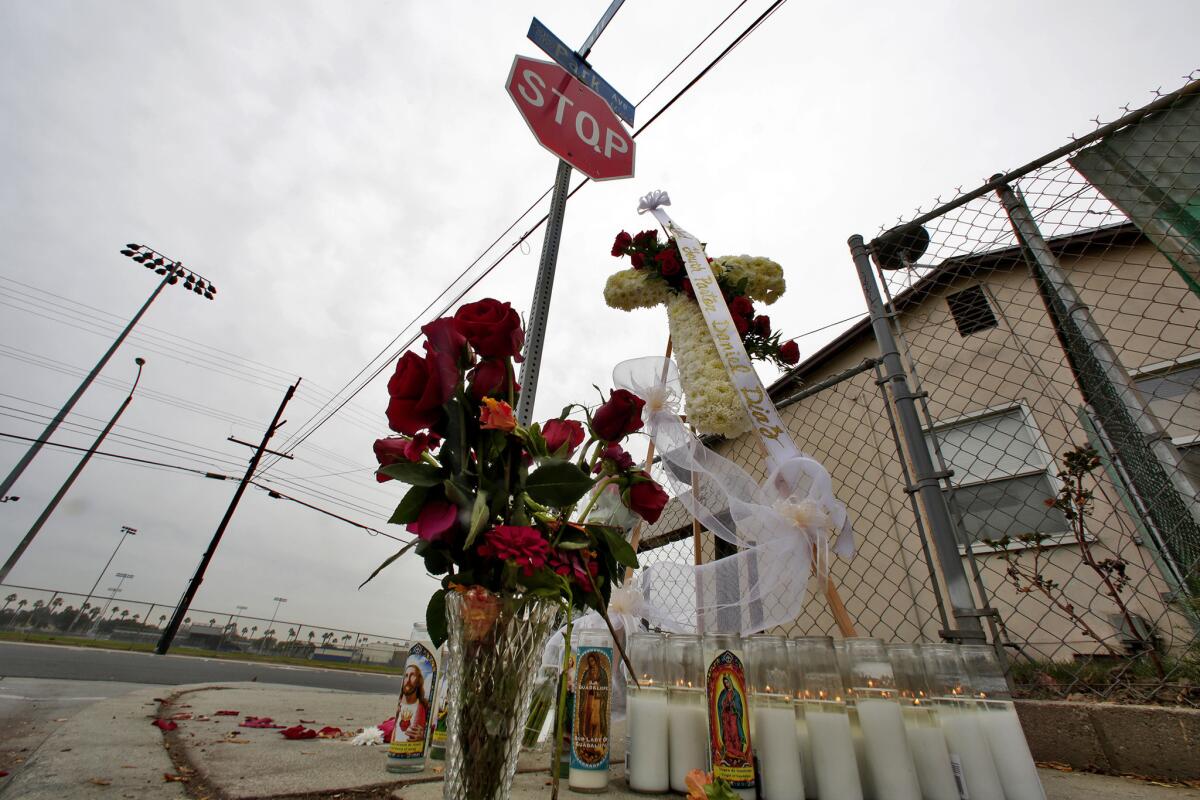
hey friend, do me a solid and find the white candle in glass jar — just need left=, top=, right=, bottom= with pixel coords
left=793, top=707, right=818, bottom=800
left=847, top=705, right=876, bottom=800
left=806, top=702, right=863, bottom=800
left=668, top=691, right=709, bottom=793
left=855, top=697, right=921, bottom=800
left=935, top=701, right=1005, bottom=800
left=901, top=705, right=959, bottom=800
left=977, top=701, right=1046, bottom=800
left=754, top=700, right=804, bottom=800
left=627, top=687, right=670, bottom=793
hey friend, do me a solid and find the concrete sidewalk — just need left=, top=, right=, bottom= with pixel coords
left=1, top=681, right=1197, bottom=799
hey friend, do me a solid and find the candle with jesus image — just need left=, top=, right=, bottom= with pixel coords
left=703, top=633, right=756, bottom=800
left=385, top=623, right=437, bottom=773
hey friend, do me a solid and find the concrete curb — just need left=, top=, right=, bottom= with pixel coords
left=1016, top=699, right=1200, bottom=780
left=0, top=684, right=187, bottom=800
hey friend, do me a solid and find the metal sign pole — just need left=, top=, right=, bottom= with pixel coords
left=516, top=159, right=571, bottom=425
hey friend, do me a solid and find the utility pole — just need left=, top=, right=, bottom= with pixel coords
left=0, top=246, right=214, bottom=502
left=514, top=0, right=626, bottom=425
left=156, top=380, right=299, bottom=655
left=0, top=358, right=146, bottom=585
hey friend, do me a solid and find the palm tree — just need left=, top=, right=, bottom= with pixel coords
left=109, top=606, right=120, bottom=618
left=49, top=597, right=63, bottom=611
left=2, top=593, right=16, bottom=613
left=250, top=625, right=258, bottom=640
left=341, top=634, right=351, bottom=646
left=184, top=617, right=191, bottom=625
left=208, top=618, right=217, bottom=627
left=241, top=626, right=248, bottom=637
left=159, top=614, right=167, bottom=628
left=120, top=610, right=129, bottom=621
left=32, top=600, right=45, bottom=611
left=88, top=607, right=101, bottom=620
left=132, top=614, right=140, bottom=624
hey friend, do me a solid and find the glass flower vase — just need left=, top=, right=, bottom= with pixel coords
left=442, top=587, right=561, bottom=800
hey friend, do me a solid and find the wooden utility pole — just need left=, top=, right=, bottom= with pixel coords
left=156, top=380, right=299, bottom=655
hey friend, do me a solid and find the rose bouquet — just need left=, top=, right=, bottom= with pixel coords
left=368, top=297, right=667, bottom=642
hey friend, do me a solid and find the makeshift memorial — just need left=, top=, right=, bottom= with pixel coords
left=368, top=298, right=661, bottom=800
left=791, top=637, right=862, bottom=800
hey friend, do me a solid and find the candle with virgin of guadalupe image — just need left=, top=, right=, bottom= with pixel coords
left=570, top=629, right=614, bottom=792
left=703, top=633, right=755, bottom=800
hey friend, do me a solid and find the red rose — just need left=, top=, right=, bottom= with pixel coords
left=612, top=231, right=633, bottom=257
left=626, top=472, right=668, bottom=524
left=373, top=435, right=439, bottom=482
left=547, top=549, right=599, bottom=593
left=633, top=230, right=658, bottom=249
left=779, top=340, right=800, bottom=365
left=406, top=498, right=459, bottom=544
left=476, top=525, right=551, bottom=576
left=468, top=359, right=518, bottom=400
left=630, top=251, right=645, bottom=269
left=682, top=278, right=695, bottom=300
left=453, top=298, right=525, bottom=361
left=655, top=248, right=682, bottom=277
left=593, top=442, right=635, bottom=473
left=420, top=317, right=465, bottom=410
left=386, top=352, right=441, bottom=435
left=542, top=418, right=585, bottom=457
left=754, top=315, right=772, bottom=337
left=591, top=389, right=645, bottom=441
left=729, top=295, right=754, bottom=320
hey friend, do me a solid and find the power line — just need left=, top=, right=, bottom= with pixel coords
left=0, top=431, right=405, bottom=544
left=257, top=0, right=790, bottom=475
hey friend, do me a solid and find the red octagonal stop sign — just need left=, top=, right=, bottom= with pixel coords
left=506, top=55, right=635, bottom=181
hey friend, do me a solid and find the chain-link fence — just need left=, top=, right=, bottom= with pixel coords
left=0, top=582, right=409, bottom=669
left=636, top=77, right=1200, bottom=706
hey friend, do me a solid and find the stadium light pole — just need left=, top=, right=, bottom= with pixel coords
left=0, top=358, right=147, bottom=584
left=72, top=524, right=138, bottom=633
left=261, top=596, right=287, bottom=653
left=0, top=245, right=216, bottom=504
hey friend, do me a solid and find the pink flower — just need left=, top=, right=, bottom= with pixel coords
left=477, top=526, right=551, bottom=576
left=373, top=433, right=440, bottom=483
left=542, top=418, right=585, bottom=457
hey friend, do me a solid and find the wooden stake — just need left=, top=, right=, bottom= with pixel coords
left=623, top=337, right=672, bottom=583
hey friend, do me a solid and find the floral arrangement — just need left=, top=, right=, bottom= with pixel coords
left=605, top=229, right=798, bottom=437
left=367, top=298, right=668, bottom=646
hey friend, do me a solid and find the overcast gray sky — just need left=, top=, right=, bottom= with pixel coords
left=1, top=0, right=1196, bottom=640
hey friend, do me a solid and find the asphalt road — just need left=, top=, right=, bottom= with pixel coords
left=0, top=641, right=402, bottom=693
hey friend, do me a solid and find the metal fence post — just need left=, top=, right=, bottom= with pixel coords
left=848, top=235, right=986, bottom=641
left=994, top=181, right=1200, bottom=590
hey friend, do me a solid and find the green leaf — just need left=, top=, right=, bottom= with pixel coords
left=358, top=538, right=419, bottom=589
left=378, top=461, right=443, bottom=487
left=594, top=524, right=639, bottom=569
left=442, top=400, right=467, bottom=475
left=426, top=589, right=447, bottom=647
left=463, top=490, right=491, bottom=549
left=387, top=485, right=429, bottom=525
left=556, top=529, right=592, bottom=550
left=443, top=477, right=472, bottom=508
left=525, top=459, right=595, bottom=507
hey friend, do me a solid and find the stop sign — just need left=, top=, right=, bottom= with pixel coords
left=506, top=55, right=635, bottom=181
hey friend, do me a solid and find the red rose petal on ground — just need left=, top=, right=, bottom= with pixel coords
left=280, top=725, right=318, bottom=740
left=152, top=719, right=178, bottom=731
left=240, top=716, right=285, bottom=729
left=214, top=710, right=239, bottom=716
left=317, top=726, right=343, bottom=738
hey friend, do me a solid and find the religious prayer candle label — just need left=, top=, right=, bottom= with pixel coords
left=430, top=687, right=449, bottom=748
left=706, top=649, right=756, bottom=790
left=387, top=642, right=437, bottom=765
left=570, top=644, right=613, bottom=773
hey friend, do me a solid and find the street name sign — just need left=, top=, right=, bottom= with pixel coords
left=505, top=55, right=635, bottom=181
left=527, top=17, right=635, bottom=126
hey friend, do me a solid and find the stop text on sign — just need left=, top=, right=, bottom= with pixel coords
left=505, top=55, right=635, bottom=182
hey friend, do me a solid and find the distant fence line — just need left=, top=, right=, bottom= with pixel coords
left=0, top=582, right=409, bottom=665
